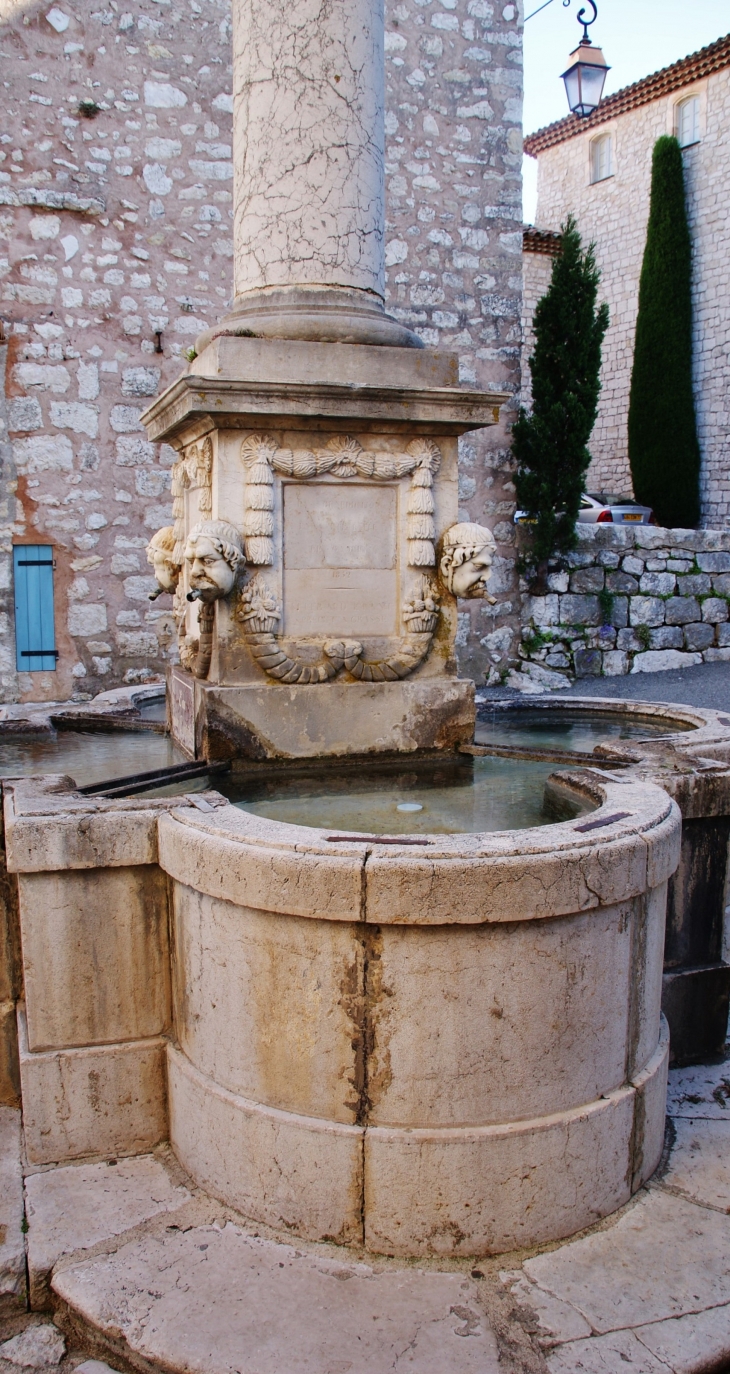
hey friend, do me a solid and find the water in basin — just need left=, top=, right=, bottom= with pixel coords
left=475, top=707, right=695, bottom=754
left=0, top=730, right=187, bottom=789
left=225, top=755, right=594, bottom=836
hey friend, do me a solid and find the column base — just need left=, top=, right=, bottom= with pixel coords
left=195, top=285, right=424, bottom=352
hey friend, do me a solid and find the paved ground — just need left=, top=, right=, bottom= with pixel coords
left=4, top=1057, right=730, bottom=1372
left=481, top=660, right=730, bottom=714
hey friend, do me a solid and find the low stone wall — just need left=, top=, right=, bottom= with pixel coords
left=519, top=525, right=730, bottom=681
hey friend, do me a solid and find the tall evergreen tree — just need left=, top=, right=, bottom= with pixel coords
left=513, top=217, right=609, bottom=585
left=628, top=135, right=701, bottom=527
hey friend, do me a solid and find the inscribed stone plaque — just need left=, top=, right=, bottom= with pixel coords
left=283, top=484, right=398, bottom=636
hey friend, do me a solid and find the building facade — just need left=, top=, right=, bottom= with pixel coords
left=523, top=34, right=730, bottom=527
left=0, top=0, right=523, bottom=704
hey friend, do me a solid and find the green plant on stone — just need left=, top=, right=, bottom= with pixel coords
left=512, top=215, right=609, bottom=593
left=628, top=136, right=701, bottom=528
left=521, top=626, right=552, bottom=657
left=183, top=347, right=198, bottom=363
left=636, top=624, right=652, bottom=650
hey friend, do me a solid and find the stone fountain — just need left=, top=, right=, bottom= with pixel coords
left=0, top=0, right=687, bottom=1365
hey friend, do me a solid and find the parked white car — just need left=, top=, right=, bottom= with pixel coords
left=514, top=493, right=655, bottom=526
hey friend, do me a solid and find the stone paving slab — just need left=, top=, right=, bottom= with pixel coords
left=523, top=1188, right=730, bottom=1334
left=25, top=1154, right=190, bottom=1310
left=666, top=1060, right=730, bottom=1119
left=0, top=1109, right=25, bottom=1313
left=634, top=1303, right=730, bottom=1374
left=663, top=1117, right=730, bottom=1212
left=503, top=1058, right=730, bottom=1372
left=53, top=1222, right=501, bottom=1374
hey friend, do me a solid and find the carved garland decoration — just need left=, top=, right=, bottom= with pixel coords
left=240, top=434, right=441, bottom=568
left=237, top=573, right=440, bottom=684
left=234, top=433, right=443, bottom=684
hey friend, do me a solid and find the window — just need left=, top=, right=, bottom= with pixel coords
left=13, top=545, right=58, bottom=672
left=676, top=95, right=700, bottom=148
left=590, top=133, right=613, bottom=184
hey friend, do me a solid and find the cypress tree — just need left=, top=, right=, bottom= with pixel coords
left=513, top=216, right=609, bottom=585
left=628, top=135, right=700, bottom=527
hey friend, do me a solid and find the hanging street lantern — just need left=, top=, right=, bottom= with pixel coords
left=561, top=2, right=610, bottom=118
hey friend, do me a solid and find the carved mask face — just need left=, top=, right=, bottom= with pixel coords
left=152, top=549, right=179, bottom=594
left=450, top=545, right=494, bottom=599
left=185, top=535, right=236, bottom=602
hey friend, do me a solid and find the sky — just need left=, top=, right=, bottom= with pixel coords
left=522, top=0, right=730, bottom=222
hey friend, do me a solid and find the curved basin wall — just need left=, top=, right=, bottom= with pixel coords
left=159, top=778, right=680, bottom=1257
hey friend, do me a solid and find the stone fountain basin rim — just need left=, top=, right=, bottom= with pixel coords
left=478, top=694, right=720, bottom=740
left=155, top=774, right=681, bottom=926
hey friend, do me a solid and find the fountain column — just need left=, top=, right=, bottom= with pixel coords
left=205, top=0, right=419, bottom=347
left=143, top=0, right=507, bottom=760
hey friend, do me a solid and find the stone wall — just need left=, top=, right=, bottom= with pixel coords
left=520, top=238, right=552, bottom=408
left=0, top=0, right=235, bottom=702
left=518, top=524, right=730, bottom=682
left=528, top=64, right=730, bottom=526
left=0, top=0, right=523, bottom=702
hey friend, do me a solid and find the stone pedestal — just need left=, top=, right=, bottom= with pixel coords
left=143, top=337, right=505, bottom=759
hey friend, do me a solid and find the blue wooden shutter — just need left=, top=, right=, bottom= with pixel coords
left=13, top=545, right=58, bottom=672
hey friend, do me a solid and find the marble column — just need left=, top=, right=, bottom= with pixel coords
left=210, top=0, right=420, bottom=347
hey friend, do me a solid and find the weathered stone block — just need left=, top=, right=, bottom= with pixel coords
left=717, top=623, right=730, bottom=647
left=697, top=553, right=730, bottom=573
left=640, top=572, right=676, bottom=597
left=606, top=571, right=639, bottom=595
left=664, top=597, right=701, bottom=625
left=19, top=866, right=170, bottom=1052
left=630, top=597, right=665, bottom=628
left=712, top=574, right=730, bottom=596
left=702, top=598, right=729, bottom=623
left=602, top=650, right=629, bottom=676
left=574, top=649, right=602, bottom=677
left=683, top=623, right=715, bottom=652
left=597, top=550, right=621, bottom=569
left=523, top=594, right=560, bottom=626
left=631, top=650, right=703, bottom=673
left=617, top=628, right=643, bottom=652
left=18, top=1011, right=168, bottom=1166
left=560, top=594, right=601, bottom=626
left=649, top=626, right=683, bottom=650
left=546, top=571, right=569, bottom=593
left=622, top=556, right=645, bottom=577
left=570, top=567, right=604, bottom=594
left=610, top=596, right=629, bottom=629
left=677, top=574, right=712, bottom=596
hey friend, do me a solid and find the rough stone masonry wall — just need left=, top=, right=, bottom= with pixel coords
left=529, top=64, right=730, bottom=527
left=0, top=0, right=523, bottom=703
left=518, top=524, right=730, bottom=682
left=0, top=0, right=235, bottom=703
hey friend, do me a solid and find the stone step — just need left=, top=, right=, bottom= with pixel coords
left=52, top=1222, right=500, bottom=1374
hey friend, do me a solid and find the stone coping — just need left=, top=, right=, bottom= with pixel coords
left=158, top=772, right=680, bottom=925
left=140, top=374, right=507, bottom=443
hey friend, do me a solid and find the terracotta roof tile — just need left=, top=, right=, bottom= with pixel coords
left=524, top=32, right=730, bottom=157
left=523, top=227, right=562, bottom=256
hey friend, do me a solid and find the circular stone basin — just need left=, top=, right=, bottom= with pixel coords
left=223, top=755, right=595, bottom=835
left=476, top=704, right=697, bottom=754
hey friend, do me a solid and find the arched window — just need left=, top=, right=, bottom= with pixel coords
left=590, top=133, right=613, bottom=184
left=676, top=95, right=700, bottom=148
